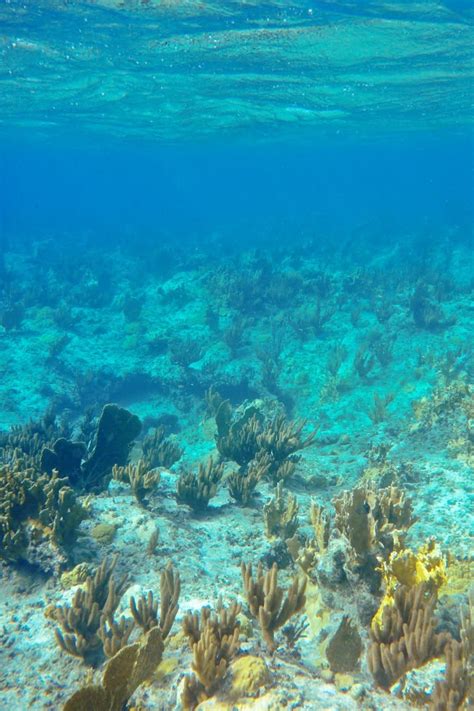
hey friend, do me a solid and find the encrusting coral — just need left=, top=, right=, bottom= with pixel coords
left=373, top=539, right=447, bottom=628
left=241, top=561, right=307, bottom=652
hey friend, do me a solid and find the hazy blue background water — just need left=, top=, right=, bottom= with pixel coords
left=2, top=136, right=473, bottom=249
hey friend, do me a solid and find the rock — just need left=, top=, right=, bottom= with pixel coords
left=321, top=668, right=334, bottom=683
left=334, top=673, right=354, bottom=692
left=326, top=615, right=362, bottom=672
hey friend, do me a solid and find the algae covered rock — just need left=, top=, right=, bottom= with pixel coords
left=60, top=562, right=93, bottom=589
left=230, top=655, right=271, bottom=698
left=91, top=523, right=117, bottom=545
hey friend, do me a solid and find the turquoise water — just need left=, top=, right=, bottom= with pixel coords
left=0, top=2, right=473, bottom=710
left=1, top=1, right=473, bottom=141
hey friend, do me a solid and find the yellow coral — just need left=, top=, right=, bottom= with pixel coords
left=60, top=563, right=93, bottom=589
left=372, top=539, right=446, bottom=629
left=230, top=655, right=270, bottom=698
left=440, top=555, right=474, bottom=597
left=91, top=523, right=117, bottom=545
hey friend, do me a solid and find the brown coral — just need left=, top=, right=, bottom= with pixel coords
left=333, top=483, right=415, bottom=588
left=0, top=456, right=86, bottom=567
left=63, top=626, right=164, bottom=711
left=431, top=591, right=473, bottom=710
left=176, top=458, right=224, bottom=511
left=112, top=459, right=160, bottom=506
left=130, top=562, right=180, bottom=638
left=182, top=598, right=241, bottom=708
left=241, top=561, right=306, bottom=651
left=368, top=582, right=450, bottom=690
left=50, top=556, right=129, bottom=663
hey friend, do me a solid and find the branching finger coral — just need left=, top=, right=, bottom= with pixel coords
left=367, top=582, right=450, bottom=690
left=142, top=426, right=182, bottom=469
left=0, top=456, right=86, bottom=568
left=227, top=455, right=269, bottom=506
left=241, top=561, right=306, bottom=652
left=287, top=500, right=329, bottom=575
left=112, top=459, right=160, bottom=506
left=98, top=615, right=136, bottom=658
left=333, top=483, right=415, bottom=589
left=176, top=458, right=224, bottom=511
left=431, top=591, right=473, bottom=710
left=263, top=482, right=299, bottom=540
left=215, top=402, right=263, bottom=466
left=49, top=556, right=129, bottom=664
left=130, top=562, right=180, bottom=638
left=182, top=597, right=241, bottom=709
left=257, top=413, right=318, bottom=462
left=215, top=401, right=317, bottom=487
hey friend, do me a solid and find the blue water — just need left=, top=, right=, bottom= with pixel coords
left=2, top=136, right=473, bottom=244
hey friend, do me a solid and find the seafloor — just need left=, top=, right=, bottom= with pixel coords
left=0, top=230, right=472, bottom=710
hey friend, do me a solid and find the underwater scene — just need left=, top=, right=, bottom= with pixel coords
left=0, top=1, right=473, bottom=710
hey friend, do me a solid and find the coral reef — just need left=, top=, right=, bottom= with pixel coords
left=0, top=223, right=472, bottom=710
left=432, top=591, right=473, bottom=710
left=80, top=405, right=142, bottom=492
left=182, top=597, right=241, bottom=707
left=130, top=562, right=180, bottom=638
left=40, top=404, right=142, bottom=492
left=141, top=426, right=183, bottom=469
left=263, top=482, right=299, bottom=540
left=326, top=616, right=362, bottom=673
left=226, top=456, right=268, bottom=506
